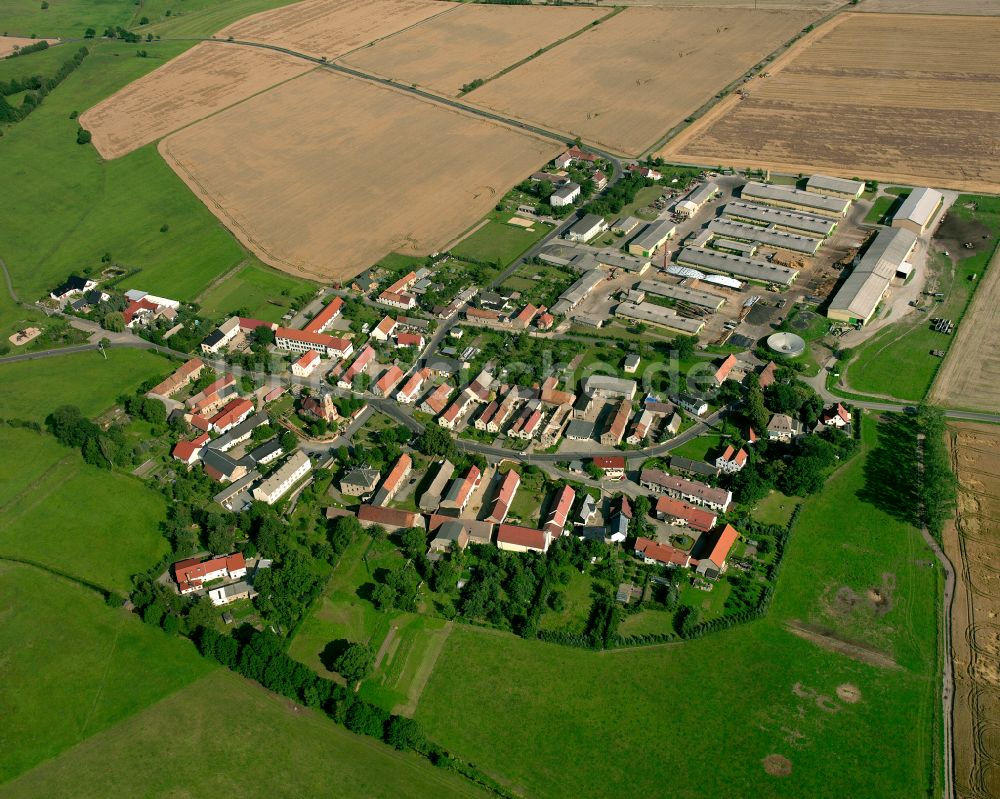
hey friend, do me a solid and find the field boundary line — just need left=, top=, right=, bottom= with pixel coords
left=192, top=256, right=251, bottom=303
left=331, top=0, right=462, bottom=62
left=457, top=5, right=624, bottom=97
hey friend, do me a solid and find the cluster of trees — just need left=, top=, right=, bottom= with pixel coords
left=103, top=26, right=141, bottom=42
left=0, top=46, right=88, bottom=125
left=6, top=40, right=49, bottom=58
left=459, top=77, right=484, bottom=94
left=915, top=405, right=957, bottom=539
left=46, top=403, right=148, bottom=470
left=581, top=173, right=652, bottom=217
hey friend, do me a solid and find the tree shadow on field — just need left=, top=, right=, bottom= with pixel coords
left=857, top=414, right=921, bottom=528
left=320, top=638, right=351, bottom=672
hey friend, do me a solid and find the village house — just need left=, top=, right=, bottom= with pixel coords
left=396, top=332, right=425, bottom=349
left=173, top=552, right=247, bottom=594
left=276, top=327, right=353, bottom=359
left=396, top=369, right=429, bottom=404
left=303, top=297, right=343, bottom=334
left=640, top=469, right=732, bottom=512
left=419, top=460, right=455, bottom=512
left=149, top=358, right=204, bottom=398
left=634, top=537, right=691, bottom=569
left=713, top=354, right=738, bottom=385
left=593, top=455, right=626, bottom=480
left=208, top=397, right=254, bottom=434
left=421, top=383, right=453, bottom=415
left=623, top=353, right=641, bottom=374
left=207, top=581, right=254, bottom=607
left=497, top=524, right=551, bottom=554
left=340, top=466, right=380, bottom=497
left=440, top=466, right=482, bottom=515
left=427, top=515, right=494, bottom=549
left=171, top=433, right=210, bottom=465
left=372, top=453, right=412, bottom=506
left=438, top=395, right=472, bottom=430
left=669, top=455, right=719, bottom=479
left=338, top=345, right=376, bottom=389
left=577, top=494, right=598, bottom=525
left=821, top=403, right=851, bottom=428
left=374, top=365, right=405, bottom=397
left=487, top=470, right=520, bottom=524
left=252, top=450, right=311, bottom=505
left=371, top=316, right=397, bottom=341
left=654, top=495, right=717, bottom=532
left=696, top=524, right=741, bottom=579
left=767, top=413, right=804, bottom=442
left=601, top=399, right=632, bottom=447
left=426, top=520, right=469, bottom=561
left=715, top=445, right=748, bottom=474
left=543, top=485, right=575, bottom=540
left=357, top=504, right=424, bottom=533
left=201, top=316, right=241, bottom=354
left=626, top=409, right=655, bottom=445
left=291, top=349, right=321, bottom=377
left=50, top=275, right=97, bottom=302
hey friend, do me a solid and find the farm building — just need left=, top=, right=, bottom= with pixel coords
left=826, top=227, right=918, bottom=325
left=627, top=220, right=677, bottom=258
left=615, top=302, right=705, bottom=334
left=252, top=451, right=311, bottom=505
left=677, top=247, right=798, bottom=287
left=637, top=280, right=725, bottom=311
left=892, top=187, right=944, bottom=235
left=595, top=251, right=650, bottom=273
left=805, top=174, right=865, bottom=199
left=581, top=374, right=637, bottom=400
left=611, top=216, right=642, bottom=236
left=565, top=214, right=609, bottom=243
left=674, top=181, right=719, bottom=218
left=706, top=218, right=822, bottom=256
left=713, top=238, right=757, bottom=256
left=740, top=182, right=851, bottom=218
left=722, top=201, right=837, bottom=238
left=550, top=269, right=605, bottom=315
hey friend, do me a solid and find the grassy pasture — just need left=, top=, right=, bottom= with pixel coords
left=0, top=348, right=171, bottom=423
left=1, top=0, right=132, bottom=38
left=451, top=219, right=552, bottom=268
left=0, top=561, right=213, bottom=783
left=0, top=426, right=170, bottom=592
left=196, top=260, right=317, bottom=323
left=0, top=668, right=489, bottom=798
left=414, top=418, right=941, bottom=798
left=0, top=40, right=245, bottom=320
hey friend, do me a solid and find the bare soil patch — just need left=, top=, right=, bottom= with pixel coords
left=946, top=423, right=1000, bottom=799
left=340, top=4, right=606, bottom=97
left=218, top=0, right=451, bottom=61
left=464, top=6, right=818, bottom=156
left=660, top=13, right=1000, bottom=193
left=931, top=244, right=1000, bottom=413
left=80, top=42, right=312, bottom=160
left=0, top=36, right=60, bottom=58
left=159, top=70, right=559, bottom=283
left=785, top=620, right=901, bottom=670
left=762, top=753, right=792, bottom=777
left=836, top=683, right=861, bottom=704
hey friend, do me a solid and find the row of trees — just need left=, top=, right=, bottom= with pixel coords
left=0, top=46, right=88, bottom=125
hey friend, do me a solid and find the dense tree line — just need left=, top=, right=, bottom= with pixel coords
left=915, top=405, right=957, bottom=539
left=580, top=174, right=652, bottom=217
left=0, top=47, right=88, bottom=126
left=6, top=40, right=49, bottom=58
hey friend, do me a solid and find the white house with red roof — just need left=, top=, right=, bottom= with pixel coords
left=303, top=297, right=343, bottom=334
left=396, top=332, right=425, bottom=349
left=276, top=327, right=353, bottom=359
left=173, top=552, right=247, bottom=594
left=593, top=455, right=626, bottom=480
left=695, top=524, right=740, bottom=578
left=172, top=433, right=210, bottom=465
left=374, top=365, right=404, bottom=397
left=371, top=316, right=397, bottom=341
left=441, top=466, right=482, bottom=514
left=208, top=398, right=254, bottom=434
left=497, top=524, right=550, bottom=554
left=396, top=369, right=428, bottom=404
left=821, top=403, right=851, bottom=428
left=487, top=470, right=520, bottom=524
left=634, top=536, right=691, bottom=569
left=421, top=383, right=452, bottom=415
left=543, top=485, right=575, bottom=539
left=438, top=395, right=472, bottom=430
left=715, top=444, right=748, bottom=474
left=338, top=345, right=376, bottom=389
left=291, top=349, right=321, bottom=377
left=713, top=354, right=738, bottom=385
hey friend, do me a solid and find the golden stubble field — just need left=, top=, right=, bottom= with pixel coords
left=931, top=247, right=1000, bottom=413
left=218, top=0, right=452, bottom=61
left=159, top=70, right=560, bottom=282
left=859, top=0, right=1000, bottom=14
left=340, top=3, right=607, bottom=97
left=946, top=423, right=1000, bottom=799
left=462, top=6, right=817, bottom=156
left=79, top=42, right=312, bottom=160
left=660, top=13, right=1000, bottom=192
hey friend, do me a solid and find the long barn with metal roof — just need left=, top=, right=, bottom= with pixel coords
left=722, top=201, right=838, bottom=237
left=826, top=227, right=918, bottom=325
left=677, top=247, right=798, bottom=287
left=707, top=218, right=822, bottom=256
left=636, top=280, right=726, bottom=310
left=741, top=181, right=851, bottom=218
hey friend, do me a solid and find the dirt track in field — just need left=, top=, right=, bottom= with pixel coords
left=340, top=3, right=607, bottom=97
left=159, top=70, right=559, bottom=283
left=218, top=0, right=453, bottom=61
left=660, top=13, right=1000, bottom=193
left=79, top=42, right=312, bottom=160
left=946, top=423, right=1000, bottom=799
left=462, top=6, right=818, bottom=156
left=931, top=243, right=1000, bottom=413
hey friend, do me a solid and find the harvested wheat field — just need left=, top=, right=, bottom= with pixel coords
left=159, top=70, right=559, bottom=282
left=860, top=0, right=1000, bottom=14
left=80, top=43, right=312, bottom=160
left=932, top=246, right=1000, bottom=413
left=0, top=36, right=60, bottom=58
left=946, top=423, right=1000, bottom=799
left=661, top=14, right=1000, bottom=192
left=340, top=4, right=607, bottom=97
left=218, top=0, right=452, bottom=62
left=465, top=6, right=815, bottom=156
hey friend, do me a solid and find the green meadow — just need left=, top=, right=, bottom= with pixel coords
left=0, top=669, right=489, bottom=799
left=197, top=260, right=317, bottom=323
left=0, top=426, right=170, bottom=591
left=414, top=417, right=941, bottom=799
left=0, top=561, right=214, bottom=782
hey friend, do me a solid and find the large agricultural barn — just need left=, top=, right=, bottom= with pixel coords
left=826, top=227, right=918, bottom=325
left=892, top=187, right=944, bottom=235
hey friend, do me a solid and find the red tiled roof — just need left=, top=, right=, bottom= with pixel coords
left=423, top=384, right=451, bottom=414
left=358, top=504, right=421, bottom=529
left=385, top=271, right=417, bottom=295
left=208, top=397, right=253, bottom=431
left=758, top=361, right=777, bottom=388
left=397, top=332, right=423, bottom=348
left=381, top=454, right=412, bottom=494
left=303, top=297, right=343, bottom=334
left=189, top=413, right=211, bottom=432
left=703, top=524, right=740, bottom=569
left=515, top=304, right=538, bottom=325
left=171, top=433, right=209, bottom=461
left=452, top=466, right=482, bottom=507
left=536, top=313, right=554, bottom=329
left=545, top=485, right=575, bottom=534
left=294, top=349, right=320, bottom=369
left=173, top=552, right=245, bottom=591
left=375, top=365, right=404, bottom=396
left=150, top=358, right=204, bottom=396
left=276, top=327, right=350, bottom=351
left=374, top=316, right=397, bottom=336
left=489, top=470, right=520, bottom=522
left=343, top=345, right=375, bottom=382
left=397, top=371, right=426, bottom=399
left=593, top=456, right=625, bottom=469
left=634, top=536, right=690, bottom=567
left=124, top=297, right=158, bottom=324
left=466, top=307, right=500, bottom=321
left=654, top=495, right=716, bottom=532
left=239, top=317, right=275, bottom=332
left=497, top=524, right=548, bottom=551
left=714, top=354, right=737, bottom=383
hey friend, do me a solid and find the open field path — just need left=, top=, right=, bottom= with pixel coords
left=192, top=256, right=252, bottom=304
left=0, top=256, right=19, bottom=303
